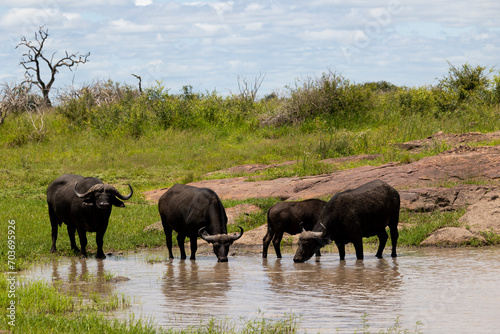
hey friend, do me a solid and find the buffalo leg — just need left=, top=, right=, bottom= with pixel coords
left=67, top=224, right=80, bottom=254
left=162, top=224, right=174, bottom=259
left=48, top=206, right=60, bottom=253
left=76, top=229, right=88, bottom=258
left=353, top=238, right=364, bottom=260
left=95, top=232, right=106, bottom=259
left=262, top=230, right=273, bottom=258
left=336, top=242, right=346, bottom=260
left=189, top=236, right=197, bottom=261
left=376, top=229, right=388, bottom=258
left=390, top=226, right=399, bottom=257
left=177, top=234, right=187, bottom=260
left=272, top=231, right=284, bottom=259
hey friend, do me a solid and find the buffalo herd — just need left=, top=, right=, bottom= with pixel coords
left=47, top=174, right=400, bottom=262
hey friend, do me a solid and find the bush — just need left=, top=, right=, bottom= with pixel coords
left=395, top=86, right=435, bottom=115
left=280, top=70, right=374, bottom=123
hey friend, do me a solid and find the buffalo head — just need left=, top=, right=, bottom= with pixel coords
left=199, top=226, right=244, bottom=262
left=293, top=223, right=328, bottom=263
left=74, top=182, right=133, bottom=210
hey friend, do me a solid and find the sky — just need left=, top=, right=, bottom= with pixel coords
left=1, top=0, right=499, bottom=99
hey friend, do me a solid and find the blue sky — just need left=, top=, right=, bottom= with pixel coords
left=1, top=0, right=499, bottom=99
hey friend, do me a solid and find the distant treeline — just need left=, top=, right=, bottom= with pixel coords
left=1, top=62, right=499, bottom=141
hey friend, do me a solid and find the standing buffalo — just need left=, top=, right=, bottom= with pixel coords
left=293, top=180, right=400, bottom=262
left=158, top=184, right=243, bottom=262
left=263, top=199, right=326, bottom=258
left=47, top=174, right=133, bottom=259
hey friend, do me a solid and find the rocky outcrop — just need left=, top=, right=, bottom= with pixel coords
left=144, top=145, right=500, bottom=203
left=143, top=134, right=500, bottom=248
left=399, top=185, right=494, bottom=212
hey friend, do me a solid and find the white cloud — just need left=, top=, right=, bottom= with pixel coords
left=135, top=0, right=153, bottom=6
left=0, top=0, right=499, bottom=96
left=194, top=23, right=230, bottom=35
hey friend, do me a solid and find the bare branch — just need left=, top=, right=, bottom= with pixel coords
left=237, top=72, right=266, bottom=102
left=131, top=74, right=142, bottom=94
left=16, top=26, right=90, bottom=106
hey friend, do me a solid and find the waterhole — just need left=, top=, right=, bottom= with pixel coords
left=22, top=247, right=500, bottom=333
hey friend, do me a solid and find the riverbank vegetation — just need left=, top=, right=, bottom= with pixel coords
left=0, top=62, right=497, bottom=332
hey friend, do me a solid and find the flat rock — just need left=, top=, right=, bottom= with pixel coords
left=458, top=190, right=500, bottom=234
left=420, top=227, right=486, bottom=246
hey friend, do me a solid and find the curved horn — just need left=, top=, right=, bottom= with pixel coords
left=198, top=226, right=244, bottom=243
left=299, top=223, right=327, bottom=239
left=106, top=184, right=133, bottom=200
left=299, top=222, right=306, bottom=232
left=74, top=183, right=104, bottom=198
left=199, top=227, right=217, bottom=243
left=227, top=226, right=244, bottom=241
left=319, top=223, right=327, bottom=236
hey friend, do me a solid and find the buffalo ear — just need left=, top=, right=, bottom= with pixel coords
left=112, top=197, right=125, bottom=207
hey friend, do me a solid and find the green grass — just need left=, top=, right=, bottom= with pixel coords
left=397, top=209, right=465, bottom=245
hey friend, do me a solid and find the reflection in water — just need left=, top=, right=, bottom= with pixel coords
left=262, top=257, right=403, bottom=331
left=20, top=248, right=500, bottom=333
left=161, top=261, right=232, bottom=323
left=49, top=257, right=116, bottom=297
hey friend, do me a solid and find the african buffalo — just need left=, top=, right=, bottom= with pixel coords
left=293, top=180, right=400, bottom=262
left=263, top=199, right=326, bottom=258
left=47, top=174, right=133, bottom=259
left=158, top=183, right=243, bottom=262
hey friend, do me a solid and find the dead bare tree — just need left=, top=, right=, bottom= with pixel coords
left=131, top=74, right=143, bottom=94
left=237, top=72, right=266, bottom=102
left=16, top=26, right=90, bottom=106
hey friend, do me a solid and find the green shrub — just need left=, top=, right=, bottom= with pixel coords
left=395, top=86, right=435, bottom=115
left=439, top=62, right=489, bottom=102
left=281, top=70, right=374, bottom=123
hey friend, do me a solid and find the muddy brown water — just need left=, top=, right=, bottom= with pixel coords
left=23, top=247, right=500, bottom=333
